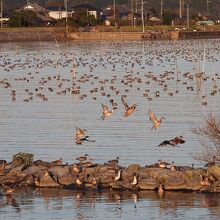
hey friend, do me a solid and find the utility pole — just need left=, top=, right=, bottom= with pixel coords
left=141, top=0, right=145, bottom=32
left=135, top=0, right=138, bottom=13
left=160, top=0, right=163, bottom=21
left=179, top=0, right=182, bottom=19
left=131, top=0, right=134, bottom=26
left=64, top=0, right=68, bottom=38
left=207, top=0, right=211, bottom=16
left=0, top=1, right=3, bottom=28
left=113, top=0, right=116, bottom=26
left=186, top=3, right=189, bottom=30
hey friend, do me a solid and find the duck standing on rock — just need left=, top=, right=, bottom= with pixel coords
left=107, top=157, right=120, bottom=166
left=131, top=173, right=138, bottom=185
left=76, top=154, right=89, bottom=163
left=158, top=160, right=170, bottom=168
left=114, top=169, right=122, bottom=181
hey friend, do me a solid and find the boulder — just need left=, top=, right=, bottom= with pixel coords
left=127, top=164, right=141, bottom=173
left=35, top=171, right=60, bottom=187
left=207, top=165, right=220, bottom=181
left=185, top=176, right=203, bottom=191
left=48, top=165, right=70, bottom=178
left=184, top=168, right=207, bottom=179
left=137, top=177, right=158, bottom=190
left=164, top=176, right=187, bottom=190
left=58, top=174, right=76, bottom=186
left=21, top=165, right=47, bottom=176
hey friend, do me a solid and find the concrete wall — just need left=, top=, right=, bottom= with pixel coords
left=0, top=28, right=66, bottom=43
left=68, top=31, right=172, bottom=41
left=179, top=31, right=220, bottom=39
left=1, top=28, right=220, bottom=42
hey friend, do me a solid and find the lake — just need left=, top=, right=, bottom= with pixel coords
left=0, top=39, right=220, bottom=219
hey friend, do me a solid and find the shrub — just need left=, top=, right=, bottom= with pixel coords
left=191, top=112, right=220, bottom=162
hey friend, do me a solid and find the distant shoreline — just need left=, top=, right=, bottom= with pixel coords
left=0, top=27, right=220, bottom=42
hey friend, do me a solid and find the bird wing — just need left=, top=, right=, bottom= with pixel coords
left=121, top=95, right=129, bottom=110
left=102, top=104, right=109, bottom=113
left=149, top=110, right=158, bottom=123
left=75, top=127, right=86, bottom=139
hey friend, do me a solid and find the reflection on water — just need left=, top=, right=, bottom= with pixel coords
left=0, top=188, right=220, bottom=220
left=0, top=39, right=220, bottom=219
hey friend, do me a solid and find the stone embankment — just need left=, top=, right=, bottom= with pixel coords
left=1, top=153, right=220, bottom=194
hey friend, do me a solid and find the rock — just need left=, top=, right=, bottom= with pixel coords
left=211, top=181, right=220, bottom=192
left=164, top=176, right=186, bottom=190
left=21, top=165, right=47, bottom=176
left=137, top=178, right=158, bottom=190
left=207, top=165, right=220, bottom=181
left=110, top=181, right=134, bottom=190
left=5, top=164, right=25, bottom=176
left=35, top=171, right=60, bottom=187
left=185, top=176, right=203, bottom=191
left=184, top=168, right=207, bottom=179
left=58, top=174, right=76, bottom=186
left=121, top=169, right=133, bottom=181
left=127, top=164, right=141, bottom=173
left=48, top=166, right=70, bottom=178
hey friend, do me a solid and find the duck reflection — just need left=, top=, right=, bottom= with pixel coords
left=0, top=193, right=21, bottom=212
left=1, top=187, right=220, bottom=219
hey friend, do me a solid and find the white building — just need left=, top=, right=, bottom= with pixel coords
left=47, top=6, right=68, bottom=20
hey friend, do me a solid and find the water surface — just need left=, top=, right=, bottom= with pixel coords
left=0, top=39, right=220, bottom=219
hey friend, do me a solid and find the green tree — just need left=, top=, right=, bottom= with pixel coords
left=72, top=8, right=98, bottom=27
left=162, top=11, right=175, bottom=25
left=8, top=10, right=38, bottom=27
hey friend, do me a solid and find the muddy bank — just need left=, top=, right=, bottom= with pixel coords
left=0, top=153, right=220, bottom=195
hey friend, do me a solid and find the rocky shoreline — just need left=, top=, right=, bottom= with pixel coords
left=1, top=153, right=220, bottom=196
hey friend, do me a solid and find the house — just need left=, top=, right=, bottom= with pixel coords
left=196, top=20, right=215, bottom=26
left=102, top=4, right=130, bottom=20
left=47, top=6, right=68, bottom=20
left=15, top=2, right=54, bottom=25
left=70, top=3, right=101, bottom=19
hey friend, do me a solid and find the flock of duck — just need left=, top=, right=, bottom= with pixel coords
left=0, top=39, right=220, bottom=168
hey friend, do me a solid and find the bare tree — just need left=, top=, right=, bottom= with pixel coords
left=191, top=112, right=220, bottom=162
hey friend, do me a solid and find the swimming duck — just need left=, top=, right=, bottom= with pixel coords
left=158, top=136, right=185, bottom=147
